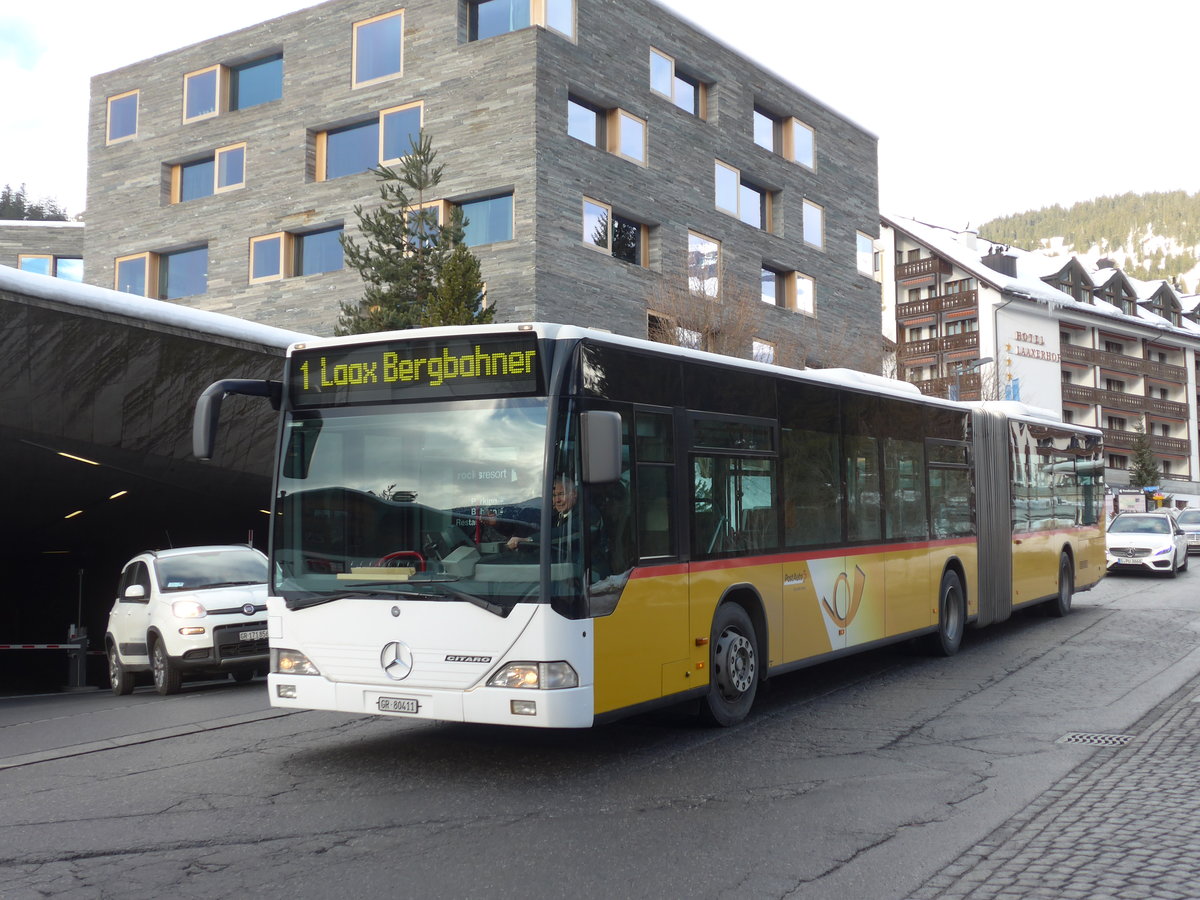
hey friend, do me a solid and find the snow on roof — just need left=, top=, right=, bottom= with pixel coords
left=883, top=214, right=1200, bottom=339
left=0, top=264, right=312, bottom=350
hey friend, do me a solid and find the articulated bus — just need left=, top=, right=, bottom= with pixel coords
left=194, top=323, right=1104, bottom=727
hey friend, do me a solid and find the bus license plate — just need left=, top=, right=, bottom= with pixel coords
left=378, top=696, right=420, bottom=714
left=240, top=629, right=268, bottom=641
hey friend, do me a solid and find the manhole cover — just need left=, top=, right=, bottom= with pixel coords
left=1056, top=732, right=1135, bottom=746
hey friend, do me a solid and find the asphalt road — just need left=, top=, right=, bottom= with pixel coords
left=3, top=567, right=1199, bottom=900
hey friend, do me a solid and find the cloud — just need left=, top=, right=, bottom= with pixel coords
left=0, top=17, right=43, bottom=69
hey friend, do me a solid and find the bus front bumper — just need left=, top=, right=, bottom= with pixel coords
left=267, top=673, right=595, bottom=728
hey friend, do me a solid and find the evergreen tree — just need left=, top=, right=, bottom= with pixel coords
left=1128, top=418, right=1160, bottom=493
left=0, top=183, right=68, bottom=221
left=335, top=134, right=492, bottom=335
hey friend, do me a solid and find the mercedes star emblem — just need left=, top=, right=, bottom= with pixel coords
left=381, top=641, right=414, bottom=680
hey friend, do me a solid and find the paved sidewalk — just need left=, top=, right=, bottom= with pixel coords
left=907, top=676, right=1200, bottom=900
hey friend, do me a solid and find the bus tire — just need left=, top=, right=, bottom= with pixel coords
left=701, top=603, right=758, bottom=727
left=926, top=570, right=965, bottom=657
left=1045, top=554, right=1073, bottom=618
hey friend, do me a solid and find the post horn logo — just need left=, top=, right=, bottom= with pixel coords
left=821, top=565, right=867, bottom=630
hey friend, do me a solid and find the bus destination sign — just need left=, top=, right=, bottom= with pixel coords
left=288, top=334, right=542, bottom=407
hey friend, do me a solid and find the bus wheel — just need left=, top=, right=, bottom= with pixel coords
left=701, top=603, right=758, bottom=727
left=926, top=570, right=965, bottom=657
left=1045, top=554, right=1073, bottom=618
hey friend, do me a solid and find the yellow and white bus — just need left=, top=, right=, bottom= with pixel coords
left=194, top=323, right=1104, bottom=727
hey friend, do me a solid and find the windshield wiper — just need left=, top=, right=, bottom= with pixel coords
left=285, top=584, right=507, bottom=616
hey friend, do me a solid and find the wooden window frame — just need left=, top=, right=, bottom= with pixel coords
left=170, top=143, right=247, bottom=203
left=249, top=233, right=290, bottom=283
left=106, top=90, right=140, bottom=145
left=607, top=109, right=647, bottom=166
left=649, top=48, right=707, bottom=118
left=784, top=118, right=816, bottom=169
left=352, top=9, right=405, bottom=88
left=379, top=101, right=424, bottom=166
left=114, top=252, right=158, bottom=297
left=182, top=65, right=223, bottom=123
left=581, top=197, right=647, bottom=266
left=802, top=199, right=825, bottom=249
left=17, top=254, right=53, bottom=276
left=715, top=161, right=771, bottom=231
left=532, top=0, right=575, bottom=39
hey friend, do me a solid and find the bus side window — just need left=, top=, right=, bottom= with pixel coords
left=635, top=411, right=675, bottom=560
left=846, top=435, right=881, bottom=542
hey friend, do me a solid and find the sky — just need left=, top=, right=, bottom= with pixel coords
left=3, top=0, right=1198, bottom=228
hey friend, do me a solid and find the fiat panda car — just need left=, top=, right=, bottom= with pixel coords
left=105, top=545, right=269, bottom=695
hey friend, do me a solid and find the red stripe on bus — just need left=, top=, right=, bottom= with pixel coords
left=629, top=536, right=977, bottom=579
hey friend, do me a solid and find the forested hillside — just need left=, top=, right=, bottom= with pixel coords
left=979, top=191, right=1200, bottom=292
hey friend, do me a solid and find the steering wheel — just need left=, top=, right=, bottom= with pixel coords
left=375, top=551, right=426, bottom=572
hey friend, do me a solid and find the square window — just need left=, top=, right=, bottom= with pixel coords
left=470, top=0, right=530, bottom=40
left=583, top=199, right=609, bottom=250
left=610, top=110, right=646, bottom=164
left=761, top=267, right=779, bottom=305
left=250, top=233, right=285, bottom=282
left=582, top=197, right=645, bottom=265
left=18, top=255, right=52, bottom=276
left=115, top=254, right=150, bottom=295
left=354, top=11, right=403, bottom=86
left=322, top=120, right=380, bottom=179
left=160, top=246, right=208, bottom=299
left=715, top=161, right=768, bottom=229
left=460, top=194, right=514, bottom=246
left=216, top=144, right=246, bottom=191
left=649, top=48, right=703, bottom=117
left=790, top=119, right=815, bottom=168
left=107, top=91, right=139, bottom=143
left=753, top=109, right=777, bottom=152
left=56, top=258, right=83, bottom=281
left=796, top=273, right=815, bottom=315
left=381, top=103, right=422, bottom=163
left=856, top=232, right=875, bottom=274
left=567, top=97, right=601, bottom=146
left=649, top=49, right=673, bottom=96
left=184, top=67, right=219, bottom=122
left=544, top=0, right=574, bottom=38
left=179, top=158, right=216, bottom=202
left=296, top=227, right=344, bottom=276
left=803, top=200, right=824, bottom=248
left=231, top=54, right=282, bottom=110
left=687, top=232, right=719, bottom=297
left=753, top=340, right=775, bottom=364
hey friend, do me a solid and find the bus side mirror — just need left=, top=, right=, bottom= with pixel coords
left=193, top=379, right=281, bottom=460
left=581, top=411, right=622, bottom=484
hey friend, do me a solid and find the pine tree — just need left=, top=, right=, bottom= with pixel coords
left=1128, top=418, right=1160, bottom=493
left=335, top=134, right=492, bottom=335
left=0, top=183, right=68, bottom=221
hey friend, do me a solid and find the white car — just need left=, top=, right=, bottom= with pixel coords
left=105, top=545, right=269, bottom=695
left=1175, top=508, right=1200, bottom=554
left=1105, top=512, right=1189, bottom=577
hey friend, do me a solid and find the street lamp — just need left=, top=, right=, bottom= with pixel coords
left=950, top=356, right=993, bottom=401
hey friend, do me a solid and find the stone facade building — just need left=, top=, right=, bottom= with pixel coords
left=0, top=221, right=84, bottom=281
left=85, top=0, right=881, bottom=369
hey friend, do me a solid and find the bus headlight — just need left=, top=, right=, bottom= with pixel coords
left=272, top=648, right=320, bottom=676
left=487, top=661, right=578, bottom=690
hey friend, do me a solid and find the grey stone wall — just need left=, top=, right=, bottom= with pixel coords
left=0, top=222, right=85, bottom=271
left=85, top=0, right=880, bottom=370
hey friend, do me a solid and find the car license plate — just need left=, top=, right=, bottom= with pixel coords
left=378, top=696, right=420, bottom=714
left=1117, top=559, right=1141, bottom=565
left=240, top=629, right=268, bottom=641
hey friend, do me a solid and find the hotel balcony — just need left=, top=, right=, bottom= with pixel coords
left=897, top=330, right=979, bottom=362
left=1102, top=428, right=1191, bottom=458
left=1062, top=384, right=1190, bottom=419
left=896, top=288, right=978, bottom=319
left=1060, top=344, right=1186, bottom=383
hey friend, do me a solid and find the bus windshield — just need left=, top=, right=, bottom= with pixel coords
left=272, top=397, right=551, bottom=611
